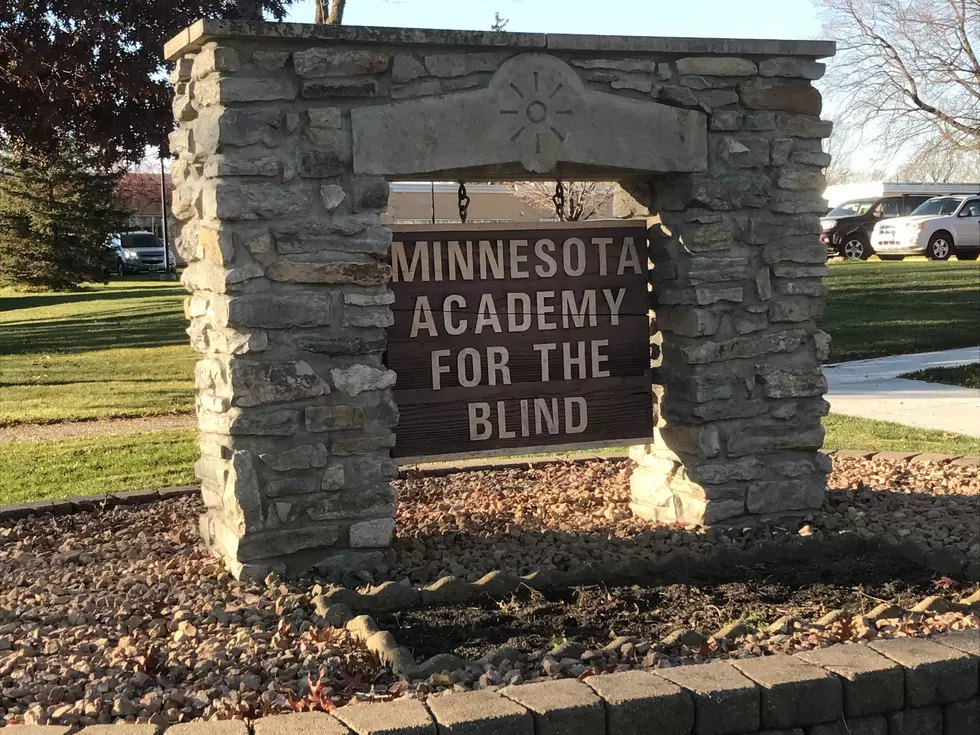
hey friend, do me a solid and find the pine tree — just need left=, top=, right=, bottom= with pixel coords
left=0, top=142, right=125, bottom=290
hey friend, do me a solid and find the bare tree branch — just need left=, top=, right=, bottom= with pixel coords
left=511, top=182, right=616, bottom=221
left=817, top=0, right=980, bottom=174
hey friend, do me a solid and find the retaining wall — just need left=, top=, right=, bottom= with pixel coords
left=4, top=629, right=978, bottom=734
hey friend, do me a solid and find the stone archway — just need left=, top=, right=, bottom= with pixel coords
left=166, top=19, right=835, bottom=578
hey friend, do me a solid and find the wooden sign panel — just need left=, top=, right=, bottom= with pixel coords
left=387, top=220, right=653, bottom=460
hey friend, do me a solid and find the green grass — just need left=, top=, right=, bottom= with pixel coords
left=823, top=260, right=980, bottom=362
left=823, top=413, right=980, bottom=455
left=899, top=363, right=980, bottom=390
left=0, top=279, right=195, bottom=425
left=0, top=429, right=197, bottom=504
left=2, top=415, right=977, bottom=505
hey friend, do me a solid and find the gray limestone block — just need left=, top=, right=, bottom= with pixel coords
left=775, top=113, right=833, bottom=139
left=945, top=698, right=980, bottom=735
left=254, top=712, right=352, bottom=734
left=427, top=690, right=533, bottom=735
left=582, top=670, right=692, bottom=735
left=676, top=57, right=758, bottom=76
left=731, top=653, right=842, bottom=728
left=886, top=706, right=943, bottom=735
left=266, top=259, right=391, bottom=287
left=75, top=727, right=157, bottom=735
left=0, top=727, right=70, bottom=735
left=293, top=48, right=389, bottom=78
left=655, top=661, right=757, bottom=735
left=168, top=721, right=250, bottom=734
left=869, top=637, right=978, bottom=706
left=303, top=79, right=379, bottom=98
left=500, top=679, right=605, bottom=735
left=334, top=697, right=436, bottom=734
left=759, top=57, right=826, bottom=80
left=798, top=643, right=904, bottom=717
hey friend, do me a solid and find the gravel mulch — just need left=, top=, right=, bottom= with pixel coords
left=386, top=456, right=980, bottom=585
left=0, top=456, right=978, bottom=727
left=0, top=414, right=195, bottom=443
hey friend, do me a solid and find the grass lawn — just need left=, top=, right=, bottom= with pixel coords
left=2, top=415, right=977, bottom=505
left=899, top=362, right=980, bottom=390
left=0, top=429, right=198, bottom=504
left=823, top=259, right=980, bottom=362
left=0, top=278, right=195, bottom=425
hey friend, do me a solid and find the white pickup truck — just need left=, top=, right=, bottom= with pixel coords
left=871, top=194, right=980, bottom=260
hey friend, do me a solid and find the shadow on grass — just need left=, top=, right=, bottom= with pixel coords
left=0, top=285, right=185, bottom=313
left=0, top=311, right=188, bottom=354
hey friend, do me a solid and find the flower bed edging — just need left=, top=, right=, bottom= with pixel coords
left=4, top=629, right=978, bottom=734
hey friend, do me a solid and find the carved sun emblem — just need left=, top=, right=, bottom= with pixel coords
left=499, top=71, right=575, bottom=154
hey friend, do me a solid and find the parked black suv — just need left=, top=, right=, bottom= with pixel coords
left=820, top=194, right=933, bottom=260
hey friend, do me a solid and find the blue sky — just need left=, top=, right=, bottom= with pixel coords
left=284, top=0, right=824, bottom=40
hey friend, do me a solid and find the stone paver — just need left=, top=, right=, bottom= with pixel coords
left=167, top=723, right=250, bottom=734
left=731, top=653, right=842, bottom=728
left=253, top=712, right=353, bottom=734
left=334, top=698, right=436, bottom=735
left=805, top=716, right=886, bottom=735
left=797, top=644, right=904, bottom=717
left=426, top=690, right=532, bottom=735
left=656, top=661, right=758, bottom=735
left=944, top=698, right=980, bottom=735
left=585, top=669, right=693, bottom=735
left=869, top=638, right=978, bottom=706
left=886, top=705, right=943, bottom=735
left=824, top=347, right=980, bottom=438
left=500, top=679, right=604, bottom=735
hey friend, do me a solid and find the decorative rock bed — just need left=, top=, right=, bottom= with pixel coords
left=0, top=454, right=978, bottom=729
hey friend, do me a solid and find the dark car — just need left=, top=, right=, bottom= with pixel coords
left=101, top=232, right=176, bottom=276
left=820, top=195, right=933, bottom=260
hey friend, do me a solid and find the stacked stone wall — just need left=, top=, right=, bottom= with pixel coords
left=166, top=20, right=835, bottom=575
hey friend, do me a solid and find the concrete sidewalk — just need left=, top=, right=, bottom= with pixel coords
left=824, top=347, right=980, bottom=438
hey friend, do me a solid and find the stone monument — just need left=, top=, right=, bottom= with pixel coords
left=165, top=19, right=835, bottom=578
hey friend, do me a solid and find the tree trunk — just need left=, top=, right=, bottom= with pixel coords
left=327, top=0, right=347, bottom=24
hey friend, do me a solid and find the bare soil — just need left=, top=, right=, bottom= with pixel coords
left=381, top=553, right=976, bottom=661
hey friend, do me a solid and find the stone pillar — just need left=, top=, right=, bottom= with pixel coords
left=622, top=100, right=834, bottom=525
left=169, top=41, right=399, bottom=579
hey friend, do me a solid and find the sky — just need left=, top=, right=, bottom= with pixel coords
left=284, top=0, right=825, bottom=41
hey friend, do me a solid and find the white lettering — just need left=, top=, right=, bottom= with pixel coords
left=479, top=240, right=505, bottom=279
left=507, top=292, right=532, bottom=332
left=458, top=347, right=482, bottom=387
left=443, top=295, right=467, bottom=335
left=591, top=339, right=610, bottom=378
left=447, top=241, right=474, bottom=281
left=564, top=397, right=588, bottom=434
left=602, top=288, right=626, bottom=326
left=468, top=402, right=492, bottom=440
left=410, top=296, right=436, bottom=337
left=430, top=349, right=451, bottom=390
left=520, top=399, right=530, bottom=437
left=533, top=343, right=557, bottom=381
left=391, top=241, right=429, bottom=283
left=593, top=237, right=613, bottom=276
left=618, top=237, right=643, bottom=275
left=496, top=401, right=516, bottom=439
left=534, top=238, right=558, bottom=277
left=475, top=293, right=503, bottom=334
left=510, top=239, right=529, bottom=278
left=561, top=290, right=598, bottom=328
left=432, top=241, right=444, bottom=281
left=536, top=290, right=556, bottom=331
left=534, top=398, right=560, bottom=435
left=563, top=341, right=587, bottom=380
left=563, top=237, right=586, bottom=276
left=487, top=347, right=511, bottom=386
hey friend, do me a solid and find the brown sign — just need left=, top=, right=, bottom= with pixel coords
left=387, top=221, right=653, bottom=460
